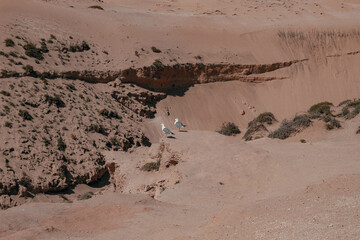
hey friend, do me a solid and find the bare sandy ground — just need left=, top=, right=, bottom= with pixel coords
left=1, top=0, right=360, bottom=239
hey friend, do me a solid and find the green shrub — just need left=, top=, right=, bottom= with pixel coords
left=269, top=115, right=311, bottom=139
left=57, top=137, right=66, bottom=151
left=5, top=38, right=15, bottom=47
left=300, top=139, right=306, bottom=143
left=217, top=122, right=241, bottom=136
left=243, top=123, right=268, bottom=141
left=23, top=43, right=44, bottom=60
left=342, top=99, right=360, bottom=119
left=151, top=46, right=161, bottom=53
left=141, top=161, right=160, bottom=172
left=19, top=110, right=33, bottom=121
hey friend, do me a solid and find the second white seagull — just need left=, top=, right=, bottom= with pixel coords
left=174, top=118, right=186, bottom=131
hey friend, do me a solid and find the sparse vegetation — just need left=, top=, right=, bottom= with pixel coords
left=57, top=137, right=66, bottom=151
left=5, top=121, right=12, bottom=128
left=19, top=110, right=33, bottom=121
left=341, top=99, right=360, bottom=119
left=217, top=122, right=241, bottom=136
left=323, top=116, right=341, bottom=130
left=5, top=38, right=15, bottom=47
left=141, top=160, right=160, bottom=172
left=23, top=43, right=44, bottom=60
left=151, top=59, right=165, bottom=71
left=89, top=5, right=104, bottom=10
left=99, top=108, right=121, bottom=119
left=269, top=115, right=311, bottom=139
left=70, top=133, right=77, bottom=140
left=44, top=94, right=65, bottom=108
left=69, top=41, right=91, bottom=52
left=357, top=127, right=360, bottom=134
left=248, top=112, right=276, bottom=127
left=300, top=139, right=306, bottom=143
left=18, top=175, right=32, bottom=189
left=0, top=90, right=11, bottom=96
left=308, top=101, right=333, bottom=117
left=65, top=83, right=76, bottom=91
left=77, top=192, right=94, bottom=200
left=87, top=124, right=108, bottom=136
left=151, top=46, right=161, bottom=53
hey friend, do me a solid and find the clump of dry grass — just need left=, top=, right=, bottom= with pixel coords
left=217, top=122, right=241, bottom=136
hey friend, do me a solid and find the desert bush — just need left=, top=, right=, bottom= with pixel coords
left=99, top=108, right=121, bottom=119
left=248, top=112, right=276, bottom=127
left=65, top=83, right=76, bottom=91
left=243, top=123, right=268, bottom=141
left=269, top=115, right=311, bottom=139
left=323, top=116, right=341, bottom=130
left=40, top=41, right=49, bottom=53
left=141, top=161, right=160, bottom=172
left=341, top=99, right=360, bottom=119
left=23, top=43, right=44, bottom=60
left=151, top=59, right=165, bottom=71
left=57, top=137, right=66, bottom=151
left=87, top=124, right=108, bottom=136
left=70, top=133, right=77, bottom=140
left=77, top=191, right=94, bottom=200
left=5, top=121, right=12, bottom=128
left=300, top=139, right=306, bottom=143
left=308, top=101, right=333, bottom=116
left=19, top=110, right=33, bottom=121
left=69, top=41, right=91, bottom=52
left=151, top=46, right=161, bottom=53
left=338, top=99, right=351, bottom=107
left=357, top=127, right=360, bottom=134
left=0, top=90, right=11, bottom=96
left=18, top=175, right=32, bottom=189
left=217, top=122, right=241, bottom=136
left=5, top=38, right=15, bottom=47
left=44, top=94, right=65, bottom=108
left=89, top=5, right=104, bottom=10
left=9, top=51, right=18, bottom=58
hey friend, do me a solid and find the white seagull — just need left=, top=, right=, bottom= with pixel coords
left=174, top=118, right=186, bottom=131
left=161, top=123, right=174, bottom=137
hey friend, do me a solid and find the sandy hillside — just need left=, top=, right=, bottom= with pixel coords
left=1, top=0, right=360, bottom=239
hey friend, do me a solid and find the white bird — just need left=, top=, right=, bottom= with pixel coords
left=174, top=118, right=186, bottom=131
left=161, top=123, right=174, bottom=137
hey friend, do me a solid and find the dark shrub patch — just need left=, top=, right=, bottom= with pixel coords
left=217, top=122, right=241, bottom=136
left=342, top=99, right=360, bottom=119
left=243, top=123, right=268, bottom=141
left=57, top=137, right=66, bottom=151
left=23, top=65, right=37, bottom=77
left=89, top=5, right=104, bottom=10
left=357, top=127, right=360, bottom=134
left=19, top=175, right=32, bottom=189
left=248, top=112, right=276, bottom=127
left=23, top=43, right=44, bottom=60
left=77, top=192, right=94, bottom=200
left=5, top=121, right=12, bottom=128
left=308, top=101, right=333, bottom=116
left=19, top=110, right=33, bottom=121
left=141, top=161, right=160, bottom=172
left=65, top=83, right=76, bottom=91
left=0, top=90, right=11, bottom=96
left=87, top=124, right=108, bottom=136
left=44, top=94, right=65, bottom=108
left=269, top=115, right=311, bottom=139
left=5, top=38, right=15, bottom=47
left=151, top=59, right=165, bottom=71
left=151, top=46, right=161, bottom=53
left=69, top=41, right=91, bottom=52
left=300, top=139, right=306, bottom=143
left=99, top=108, right=121, bottom=119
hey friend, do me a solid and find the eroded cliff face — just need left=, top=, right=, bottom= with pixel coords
left=0, top=77, right=165, bottom=208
